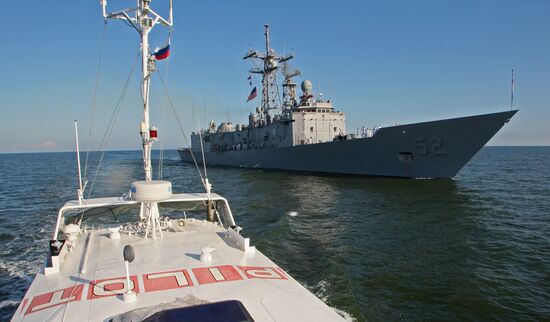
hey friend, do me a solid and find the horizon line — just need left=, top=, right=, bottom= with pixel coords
left=1, top=145, right=550, bottom=155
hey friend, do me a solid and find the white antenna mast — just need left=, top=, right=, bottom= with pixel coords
left=100, top=0, right=173, bottom=182
left=100, top=0, right=174, bottom=240
left=510, top=68, right=515, bottom=111
left=74, top=120, right=84, bottom=205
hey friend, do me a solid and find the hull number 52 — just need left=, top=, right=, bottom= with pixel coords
left=414, top=137, right=446, bottom=155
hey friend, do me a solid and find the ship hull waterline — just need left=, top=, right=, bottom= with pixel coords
left=178, top=110, right=518, bottom=179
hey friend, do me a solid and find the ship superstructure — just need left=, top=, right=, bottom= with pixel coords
left=179, top=25, right=517, bottom=179
left=192, top=79, right=346, bottom=153
left=189, top=25, right=347, bottom=153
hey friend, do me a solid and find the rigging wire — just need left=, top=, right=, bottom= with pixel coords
left=83, top=21, right=108, bottom=189
left=197, top=119, right=208, bottom=180
left=156, top=71, right=207, bottom=188
left=87, top=50, right=141, bottom=198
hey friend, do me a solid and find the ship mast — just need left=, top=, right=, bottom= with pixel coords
left=244, top=25, right=294, bottom=124
left=281, top=62, right=301, bottom=113
left=100, top=0, right=173, bottom=182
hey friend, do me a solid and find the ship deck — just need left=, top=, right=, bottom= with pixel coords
left=13, top=218, right=344, bottom=321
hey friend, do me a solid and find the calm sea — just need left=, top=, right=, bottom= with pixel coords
left=0, top=147, right=549, bottom=321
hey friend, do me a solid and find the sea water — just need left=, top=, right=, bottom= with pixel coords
left=1, top=147, right=549, bottom=321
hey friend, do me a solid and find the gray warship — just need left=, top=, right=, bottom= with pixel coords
left=178, top=25, right=517, bottom=179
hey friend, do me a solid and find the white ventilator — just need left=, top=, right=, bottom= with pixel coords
left=200, top=247, right=216, bottom=262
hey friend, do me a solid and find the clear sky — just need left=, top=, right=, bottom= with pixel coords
left=1, top=0, right=549, bottom=153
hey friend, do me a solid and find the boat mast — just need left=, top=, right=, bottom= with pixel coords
left=141, top=2, right=152, bottom=182
left=100, top=0, right=173, bottom=182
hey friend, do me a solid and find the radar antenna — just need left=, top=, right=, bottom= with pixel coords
left=281, top=60, right=301, bottom=116
left=243, top=25, right=293, bottom=125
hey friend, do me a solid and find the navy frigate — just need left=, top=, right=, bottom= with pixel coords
left=178, top=25, right=517, bottom=179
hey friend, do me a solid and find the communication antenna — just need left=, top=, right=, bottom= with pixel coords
left=74, top=120, right=84, bottom=205
left=510, top=69, right=515, bottom=111
left=329, top=79, right=333, bottom=102
left=203, top=96, right=207, bottom=130
left=192, top=101, right=196, bottom=131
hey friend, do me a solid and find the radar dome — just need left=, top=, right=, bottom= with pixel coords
left=301, top=80, right=313, bottom=92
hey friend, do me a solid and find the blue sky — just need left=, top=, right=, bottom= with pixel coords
left=1, top=0, right=549, bottom=152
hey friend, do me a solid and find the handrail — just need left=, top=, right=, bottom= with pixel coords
left=52, top=193, right=236, bottom=240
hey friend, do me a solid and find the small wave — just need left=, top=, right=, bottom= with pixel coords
left=0, top=300, right=20, bottom=309
left=311, top=280, right=356, bottom=321
left=312, top=279, right=330, bottom=302
left=287, top=211, right=298, bottom=217
left=0, top=232, right=15, bottom=241
left=0, top=260, right=36, bottom=282
left=299, top=280, right=331, bottom=304
left=332, top=307, right=356, bottom=322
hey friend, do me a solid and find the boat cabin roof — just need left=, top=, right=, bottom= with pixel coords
left=13, top=193, right=344, bottom=321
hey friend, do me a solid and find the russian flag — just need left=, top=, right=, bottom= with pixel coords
left=154, top=44, right=170, bottom=60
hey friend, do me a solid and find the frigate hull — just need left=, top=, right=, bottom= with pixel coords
left=178, top=110, right=517, bottom=178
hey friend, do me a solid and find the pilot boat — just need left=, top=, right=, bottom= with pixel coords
left=11, top=1, right=346, bottom=321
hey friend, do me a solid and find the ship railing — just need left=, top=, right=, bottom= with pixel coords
left=356, top=126, right=382, bottom=138
left=52, top=193, right=237, bottom=241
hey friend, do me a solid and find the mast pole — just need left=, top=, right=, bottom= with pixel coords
left=140, top=0, right=153, bottom=182
left=510, top=68, right=514, bottom=111
left=265, top=24, right=270, bottom=54
left=263, top=25, right=270, bottom=122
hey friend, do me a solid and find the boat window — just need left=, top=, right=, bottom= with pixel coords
left=63, top=204, right=141, bottom=227
left=62, top=200, right=219, bottom=227
left=142, top=300, right=254, bottom=322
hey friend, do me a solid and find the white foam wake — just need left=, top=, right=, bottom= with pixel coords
left=310, top=280, right=356, bottom=321
left=332, top=306, right=356, bottom=322
left=0, top=300, right=20, bottom=309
